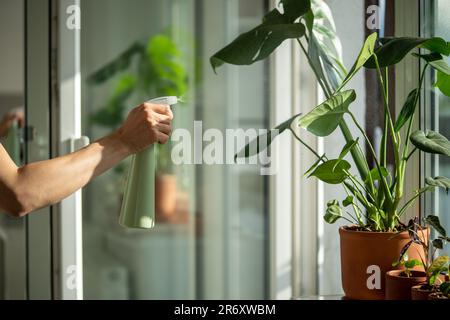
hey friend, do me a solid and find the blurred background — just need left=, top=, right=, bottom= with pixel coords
left=0, top=0, right=449, bottom=300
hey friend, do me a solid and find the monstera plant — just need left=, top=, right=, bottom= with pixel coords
left=211, top=0, right=450, bottom=300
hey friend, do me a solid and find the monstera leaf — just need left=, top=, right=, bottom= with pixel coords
left=88, top=43, right=144, bottom=84
left=234, top=113, right=302, bottom=160
left=436, top=70, right=450, bottom=97
left=365, top=37, right=449, bottom=68
left=410, top=130, right=450, bottom=156
left=299, top=90, right=356, bottom=137
left=324, top=200, right=343, bottom=224
left=426, top=177, right=450, bottom=194
left=395, top=89, right=418, bottom=132
left=309, top=159, right=351, bottom=184
left=210, top=1, right=310, bottom=72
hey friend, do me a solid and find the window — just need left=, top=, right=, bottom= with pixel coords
left=80, top=0, right=271, bottom=299
left=422, top=0, right=450, bottom=256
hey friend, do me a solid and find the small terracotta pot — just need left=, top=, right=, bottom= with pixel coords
left=340, top=227, right=428, bottom=300
left=155, top=174, right=178, bottom=222
left=428, top=293, right=449, bottom=300
left=411, top=284, right=434, bottom=300
left=385, top=270, right=426, bottom=300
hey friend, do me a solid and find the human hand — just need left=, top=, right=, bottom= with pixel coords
left=116, top=102, right=174, bottom=154
left=0, top=110, right=25, bottom=138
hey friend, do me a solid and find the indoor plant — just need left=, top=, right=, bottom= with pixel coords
left=385, top=252, right=426, bottom=300
left=88, top=33, right=188, bottom=223
left=429, top=281, right=450, bottom=300
left=210, top=0, right=450, bottom=299
left=392, top=216, right=450, bottom=300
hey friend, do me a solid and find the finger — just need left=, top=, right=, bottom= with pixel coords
left=151, top=104, right=172, bottom=116
left=155, top=123, right=172, bottom=135
left=155, top=113, right=172, bottom=124
left=157, top=132, right=170, bottom=145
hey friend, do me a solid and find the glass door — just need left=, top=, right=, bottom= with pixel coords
left=80, top=0, right=271, bottom=299
left=0, top=0, right=26, bottom=300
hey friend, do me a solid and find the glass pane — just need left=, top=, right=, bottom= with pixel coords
left=80, top=0, right=269, bottom=299
left=0, top=0, right=26, bottom=300
left=429, top=0, right=450, bottom=256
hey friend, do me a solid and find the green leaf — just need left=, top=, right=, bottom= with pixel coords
left=435, top=70, right=450, bottom=97
left=304, top=155, right=326, bottom=177
left=405, top=259, right=422, bottom=269
left=433, top=239, right=444, bottom=250
left=364, top=167, right=389, bottom=184
left=281, top=0, right=311, bottom=22
left=342, top=196, right=354, bottom=207
left=90, top=74, right=137, bottom=128
left=88, top=43, right=144, bottom=84
left=324, top=200, right=343, bottom=224
left=333, top=139, right=358, bottom=170
left=410, top=130, right=450, bottom=156
left=210, top=4, right=307, bottom=72
left=337, top=32, right=377, bottom=90
left=299, top=90, right=356, bottom=137
left=412, top=52, right=443, bottom=63
left=235, top=113, right=302, bottom=160
left=395, top=89, right=418, bottom=132
left=429, top=256, right=449, bottom=284
left=309, top=159, right=351, bottom=184
left=429, top=59, right=450, bottom=76
left=440, top=282, right=450, bottom=295
left=365, top=37, right=449, bottom=68
left=425, top=215, right=447, bottom=236
left=426, top=176, right=450, bottom=194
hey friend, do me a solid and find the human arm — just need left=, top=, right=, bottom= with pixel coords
left=0, top=102, right=173, bottom=217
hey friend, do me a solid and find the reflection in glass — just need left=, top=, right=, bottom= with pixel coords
left=81, top=0, right=269, bottom=299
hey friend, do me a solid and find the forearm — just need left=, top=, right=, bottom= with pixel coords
left=12, top=131, right=131, bottom=215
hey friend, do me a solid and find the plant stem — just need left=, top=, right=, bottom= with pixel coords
left=397, top=64, right=429, bottom=207
left=398, top=187, right=430, bottom=217
left=348, top=110, right=394, bottom=206
left=405, top=148, right=418, bottom=162
left=296, top=38, right=370, bottom=182
left=290, top=128, right=325, bottom=161
left=380, top=67, right=389, bottom=168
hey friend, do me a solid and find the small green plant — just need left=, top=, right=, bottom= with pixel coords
left=211, top=0, right=450, bottom=232
left=394, top=216, right=450, bottom=288
left=392, top=254, right=423, bottom=278
left=88, top=33, right=188, bottom=174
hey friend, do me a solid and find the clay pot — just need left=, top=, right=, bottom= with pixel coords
left=385, top=270, right=426, bottom=300
left=428, top=292, right=449, bottom=300
left=339, top=227, right=428, bottom=300
left=411, top=284, right=434, bottom=300
left=155, top=174, right=178, bottom=222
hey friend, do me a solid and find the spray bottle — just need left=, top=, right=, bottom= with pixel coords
left=119, top=96, right=178, bottom=229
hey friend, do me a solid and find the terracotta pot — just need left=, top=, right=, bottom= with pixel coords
left=385, top=270, right=426, bottom=300
left=428, top=293, right=449, bottom=300
left=155, top=174, right=177, bottom=222
left=339, top=227, right=428, bottom=300
left=411, top=284, right=434, bottom=300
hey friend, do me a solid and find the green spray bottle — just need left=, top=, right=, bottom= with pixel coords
left=119, top=96, right=178, bottom=229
